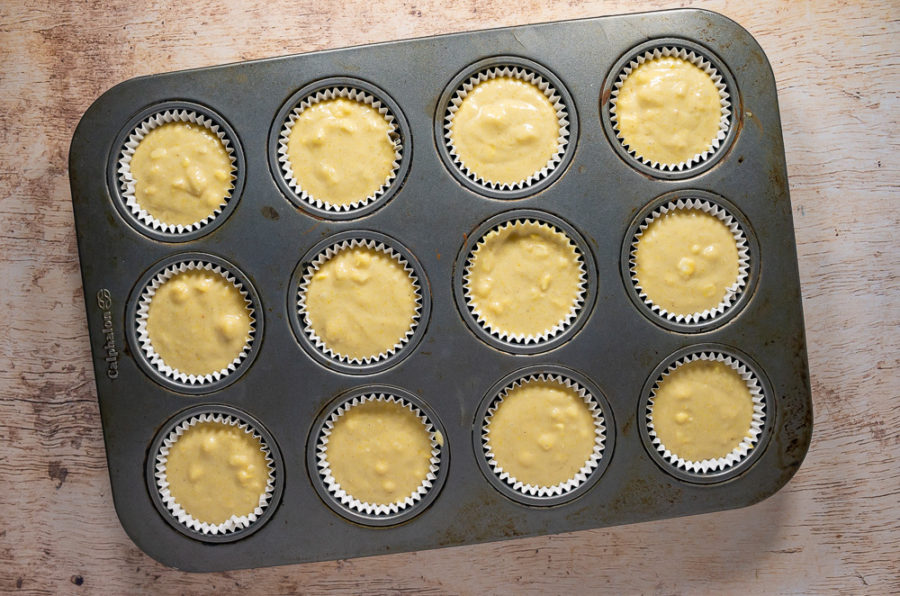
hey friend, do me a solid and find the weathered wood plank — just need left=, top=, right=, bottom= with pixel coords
left=1, top=0, right=897, bottom=593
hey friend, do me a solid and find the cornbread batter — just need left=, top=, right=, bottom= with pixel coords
left=616, top=56, right=721, bottom=165
left=165, top=421, right=268, bottom=525
left=468, top=221, right=581, bottom=338
left=634, top=208, right=739, bottom=315
left=287, top=98, right=395, bottom=206
left=326, top=400, right=433, bottom=505
left=451, top=77, right=559, bottom=184
left=305, top=246, right=417, bottom=360
left=652, top=359, right=754, bottom=461
left=130, top=121, right=232, bottom=225
left=488, top=380, right=595, bottom=487
left=146, top=269, right=252, bottom=376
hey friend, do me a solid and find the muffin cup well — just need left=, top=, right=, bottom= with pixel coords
left=294, top=235, right=424, bottom=371
left=310, top=388, right=447, bottom=526
left=455, top=210, right=595, bottom=354
left=149, top=406, right=282, bottom=542
left=473, top=365, right=615, bottom=506
left=437, top=57, right=577, bottom=199
left=602, top=39, right=738, bottom=179
left=630, top=196, right=750, bottom=325
left=621, top=190, right=759, bottom=333
left=130, top=253, right=262, bottom=394
left=641, top=346, right=771, bottom=483
left=289, top=231, right=430, bottom=375
left=115, top=104, right=240, bottom=238
left=483, top=374, right=605, bottom=497
left=274, top=81, right=405, bottom=216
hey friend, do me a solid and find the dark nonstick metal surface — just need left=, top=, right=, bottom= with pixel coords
left=69, top=9, right=812, bottom=571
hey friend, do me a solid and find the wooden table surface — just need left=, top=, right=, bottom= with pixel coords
left=1, top=0, right=897, bottom=593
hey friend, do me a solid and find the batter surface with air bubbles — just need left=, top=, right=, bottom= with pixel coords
left=487, top=379, right=596, bottom=487
left=287, top=98, right=395, bottom=206
left=616, top=56, right=722, bottom=166
left=468, top=221, right=581, bottom=339
left=651, top=360, right=754, bottom=461
left=326, top=400, right=433, bottom=506
left=146, top=270, right=252, bottom=377
left=130, top=121, right=232, bottom=226
left=304, top=246, right=417, bottom=361
left=165, top=421, right=268, bottom=525
left=635, top=208, right=740, bottom=316
left=451, top=77, right=559, bottom=185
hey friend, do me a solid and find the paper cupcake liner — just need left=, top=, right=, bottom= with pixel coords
left=481, top=373, right=606, bottom=498
left=154, top=412, right=276, bottom=535
left=277, top=87, right=403, bottom=212
left=117, top=109, right=238, bottom=233
left=136, top=260, right=257, bottom=385
left=630, top=198, right=750, bottom=324
left=463, top=218, right=587, bottom=344
left=315, top=393, right=442, bottom=516
left=610, top=46, right=732, bottom=171
left=443, top=65, right=571, bottom=190
left=297, top=238, right=422, bottom=365
left=646, top=351, right=766, bottom=474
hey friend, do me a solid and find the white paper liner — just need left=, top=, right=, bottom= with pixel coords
left=646, top=352, right=766, bottom=474
left=297, top=238, right=422, bottom=365
left=136, top=260, right=256, bottom=385
left=154, top=412, right=276, bottom=535
left=463, top=219, right=587, bottom=344
left=481, top=373, right=606, bottom=497
left=609, top=46, right=732, bottom=171
left=315, top=393, right=442, bottom=516
left=630, top=198, right=750, bottom=324
left=117, top=109, right=237, bottom=233
left=277, top=87, right=403, bottom=212
left=443, top=65, right=570, bottom=190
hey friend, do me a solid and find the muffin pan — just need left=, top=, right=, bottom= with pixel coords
left=70, top=9, right=812, bottom=571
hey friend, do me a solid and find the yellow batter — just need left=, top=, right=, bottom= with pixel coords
left=146, top=269, right=252, bottom=377
left=616, top=56, right=721, bottom=165
left=130, top=121, right=232, bottom=226
left=468, top=222, right=581, bottom=338
left=305, top=246, right=417, bottom=360
left=451, top=77, right=559, bottom=184
left=287, top=98, right=395, bottom=206
left=488, top=380, right=596, bottom=487
left=326, top=400, right=433, bottom=505
left=652, top=360, right=755, bottom=461
left=165, top=421, right=269, bottom=525
left=635, top=209, right=739, bottom=315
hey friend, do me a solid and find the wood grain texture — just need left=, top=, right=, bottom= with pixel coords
left=1, top=0, right=897, bottom=593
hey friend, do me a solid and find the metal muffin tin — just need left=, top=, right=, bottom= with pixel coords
left=69, top=9, right=812, bottom=572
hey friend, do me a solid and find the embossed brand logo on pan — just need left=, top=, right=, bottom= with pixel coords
left=96, top=289, right=119, bottom=379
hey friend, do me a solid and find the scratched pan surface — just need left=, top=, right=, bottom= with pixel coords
left=69, top=8, right=812, bottom=572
